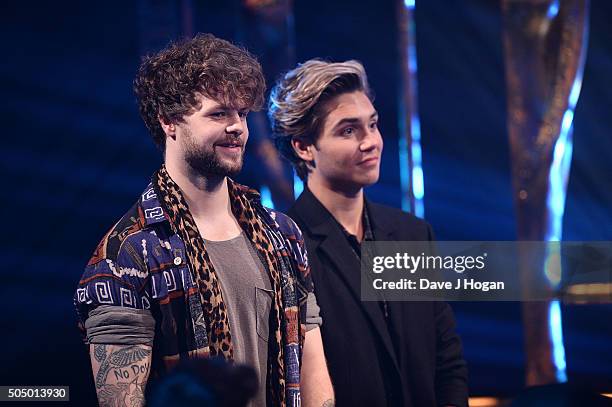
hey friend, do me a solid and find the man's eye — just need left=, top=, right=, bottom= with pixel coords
left=211, top=112, right=226, bottom=118
left=238, top=111, right=249, bottom=118
left=341, top=127, right=355, bottom=136
left=370, top=121, right=378, bottom=129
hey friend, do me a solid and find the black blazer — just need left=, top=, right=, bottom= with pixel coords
left=288, top=188, right=468, bottom=407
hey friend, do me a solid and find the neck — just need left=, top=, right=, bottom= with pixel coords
left=164, top=159, right=231, bottom=219
left=307, top=174, right=364, bottom=239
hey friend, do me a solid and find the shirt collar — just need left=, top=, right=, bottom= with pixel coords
left=140, top=183, right=168, bottom=226
left=362, top=201, right=375, bottom=241
left=138, top=174, right=264, bottom=228
left=334, top=199, right=375, bottom=258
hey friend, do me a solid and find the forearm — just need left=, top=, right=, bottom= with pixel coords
left=300, top=328, right=334, bottom=407
left=302, top=380, right=334, bottom=407
left=301, top=367, right=334, bottom=407
left=90, top=343, right=152, bottom=407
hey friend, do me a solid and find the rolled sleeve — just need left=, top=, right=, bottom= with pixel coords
left=305, top=291, right=323, bottom=331
left=85, top=305, right=155, bottom=346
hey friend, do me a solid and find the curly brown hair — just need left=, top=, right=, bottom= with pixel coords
left=134, top=33, right=266, bottom=150
left=268, top=59, right=371, bottom=180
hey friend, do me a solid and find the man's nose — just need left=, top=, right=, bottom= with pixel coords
left=360, top=129, right=381, bottom=152
left=226, top=113, right=245, bottom=136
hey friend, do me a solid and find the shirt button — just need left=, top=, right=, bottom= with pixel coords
left=173, top=257, right=182, bottom=266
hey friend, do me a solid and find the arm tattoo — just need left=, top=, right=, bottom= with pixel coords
left=97, top=382, right=129, bottom=407
left=92, top=344, right=151, bottom=407
left=321, top=400, right=335, bottom=407
left=94, top=344, right=107, bottom=363
left=128, top=377, right=145, bottom=407
left=98, top=377, right=146, bottom=407
left=108, top=346, right=151, bottom=367
left=94, top=345, right=151, bottom=389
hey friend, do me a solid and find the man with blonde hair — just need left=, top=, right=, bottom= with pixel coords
left=269, top=59, right=468, bottom=406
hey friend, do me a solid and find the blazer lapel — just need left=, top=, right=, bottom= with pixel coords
left=292, top=189, right=401, bottom=374
left=366, top=200, right=421, bottom=370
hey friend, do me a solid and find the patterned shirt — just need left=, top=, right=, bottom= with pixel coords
left=74, top=181, right=313, bottom=381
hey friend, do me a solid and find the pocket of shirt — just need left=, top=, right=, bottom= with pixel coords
left=255, top=287, right=274, bottom=342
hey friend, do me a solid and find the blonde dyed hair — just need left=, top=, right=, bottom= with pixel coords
left=268, top=59, right=371, bottom=179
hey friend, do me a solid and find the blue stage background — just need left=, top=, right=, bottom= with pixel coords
left=1, top=0, right=610, bottom=404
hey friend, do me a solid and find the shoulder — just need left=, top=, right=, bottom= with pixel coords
left=265, top=208, right=310, bottom=272
left=76, top=192, right=189, bottom=314
left=266, top=208, right=304, bottom=240
left=79, top=197, right=166, bottom=298
left=87, top=200, right=153, bottom=267
left=367, top=201, right=434, bottom=240
left=368, top=201, right=425, bottom=225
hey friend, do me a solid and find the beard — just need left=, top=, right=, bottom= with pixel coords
left=182, top=129, right=244, bottom=178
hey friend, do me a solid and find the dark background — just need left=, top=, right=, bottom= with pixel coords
left=1, top=0, right=610, bottom=404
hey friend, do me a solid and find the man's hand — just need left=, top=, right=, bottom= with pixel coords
left=90, top=344, right=152, bottom=407
left=300, top=327, right=334, bottom=407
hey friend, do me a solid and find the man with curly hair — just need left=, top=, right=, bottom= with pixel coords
left=74, top=34, right=333, bottom=407
left=268, top=60, right=468, bottom=406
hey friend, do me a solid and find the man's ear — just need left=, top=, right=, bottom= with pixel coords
left=291, top=137, right=315, bottom=163
left=158, top=115, right=176, bottom=140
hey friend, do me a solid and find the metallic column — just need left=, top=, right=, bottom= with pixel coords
left=397, top=0, right=425, bottom=217
left=501, top=0, right=589, bottom=386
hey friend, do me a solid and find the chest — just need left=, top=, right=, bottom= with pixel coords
left=192, top=212, right=243, bottom=241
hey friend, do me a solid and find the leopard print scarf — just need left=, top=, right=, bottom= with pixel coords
left=153, top=165, right=291, bottom=406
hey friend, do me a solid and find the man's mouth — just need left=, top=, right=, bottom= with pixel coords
left=358, top=156, right=379, bottom=165
left=215, top=140, right=243, bottom=149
